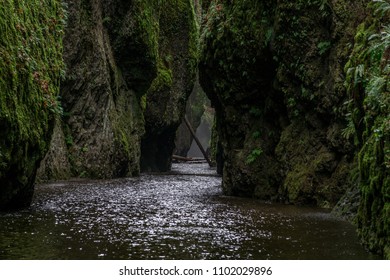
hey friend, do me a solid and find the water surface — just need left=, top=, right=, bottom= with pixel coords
left=0, top=163, right=375, bottom=259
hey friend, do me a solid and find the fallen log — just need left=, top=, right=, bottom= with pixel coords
left=172, top=155, right=194, bottom=162
left=183, top=115, right=214, bottom=167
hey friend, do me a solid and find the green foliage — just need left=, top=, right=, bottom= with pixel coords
left=102, top=16, right=112, bottom=24
left=246, top=148, right=263, bottom=165
left=65, top=136, right=73, bottom=147
left=369, top=24, right=390, bottom=57
left=249, top=107, right=262, bottom=117
left=271, top=0, right=335, bottom=119
left=134, top=0, right=159, bottom=62
left=252, top=130, right=261, bottom=139
left=140, top=95, right=147, bottom=111
left=317, top=41, right=331, bottom=55
left=79, top=170, right=88, bottom=178
left=149, top=62, right=173, bottom=92
left=341, top=111, right=356, bottom=140
left=344, top=1, right=390, bottom=259
left=372, top=0, right=390, bottom=16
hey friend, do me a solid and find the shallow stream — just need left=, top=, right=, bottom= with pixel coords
left=0, top=163, right=375, bottom=259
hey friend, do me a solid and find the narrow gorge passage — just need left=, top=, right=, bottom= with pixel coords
left=1, top=0, right=388, bottom=260
left=0, top=163, right=375, bottom=260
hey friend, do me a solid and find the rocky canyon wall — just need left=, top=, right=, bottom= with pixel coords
left=344, top=2, right=390, bottom=258
left=199, top=0, right=389, bottom=258
left=140, top=0, right=198, bottom=172
left=1, top=0, right=199, bottom=207
left=39, top=0, right=199, bottom=177
left=0, top=0, right=65, bottom=209
left=38, top=0, right=158, bottom=180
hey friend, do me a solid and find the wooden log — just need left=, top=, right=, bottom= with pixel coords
left=183, top=115, right=213, bottom=167
left=172, top=155, right=208, bottom=164
left=172, top=155, right=193, bottom=162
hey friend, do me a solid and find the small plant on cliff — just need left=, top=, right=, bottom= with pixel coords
left=341, top=111, right=356, bottom=140
left=140, top=95, right=147, bottom=111
left=249, top=107, right=262, bottom=117
left=246, top=148, right=263, bottom=165
left=318, top=41, right=331, bottom=55
left=252, top=130, right=261, bottom=139
left=372, top=0, right=390, bottom=16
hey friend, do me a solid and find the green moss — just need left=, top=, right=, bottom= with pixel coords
left=140, top=0, right=198, bottom=172
left=140, top=95, right=147, bottom=111
left=135, top=0, right=159, bottom=60
left=146, top=0, right=198, bottom=107
left=284, top=166, right=313, bottom=203
left=153, top=0, right=198, bottom=92
left=0, top=0, right=65, bottom=207
left=110, top=76, right=145, bottom=177
left=344, top=2, right=390, bottom=258
left=149, top=61, right=173, bottom=92
left=187, top=0, right=200, bottom=74
left=120, top=131, right=130, bottom=157
left=0, top=0, right=65, bottom=140
left=108, top=0, right=161, bottom=95
left=0, top=0, right=65, bottom=149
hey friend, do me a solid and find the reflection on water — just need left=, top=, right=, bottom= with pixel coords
left=0, top=164, right=376, bottom=259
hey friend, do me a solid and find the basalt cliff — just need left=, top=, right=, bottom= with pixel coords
left=199, top=0, right=389, bottom=258
left=0, top=0, right=388, bottom=258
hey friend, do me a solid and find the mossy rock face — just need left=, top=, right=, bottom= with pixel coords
left=38, top=0, right=199, bottom=178
left=199, top=0, right=367, bottom=204
left=141, top=0, right=198, bottom=172
left=344, top=2, right=390, bottom=258
left=200, top=0, right=389, bottom=258
left=200, top=1, right=282, bottom=199
left=39, top=0, right=158, bottom=180
left=36, top=118, right=72, bottom=183
left=0, top=0, right=65, bottom=209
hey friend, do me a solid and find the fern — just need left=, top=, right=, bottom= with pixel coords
left=367, top=76, right=386, bottom=98
left=354, top=64, right=366, bottom=87
left=341, top=113, right=356, bottom=139
left=369, top=25, right=390, bottom=53
left=372, top=0, right=390, bottom=17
